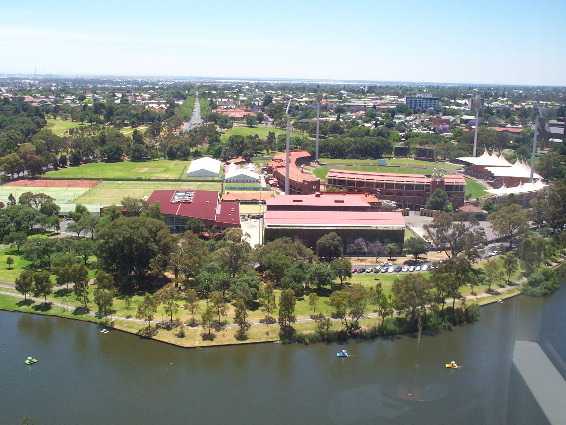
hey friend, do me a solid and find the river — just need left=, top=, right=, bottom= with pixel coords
left=1, top=285, right=565, bottom=425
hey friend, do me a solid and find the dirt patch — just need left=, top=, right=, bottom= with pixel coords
left=5, top=179, right=102, bottom=188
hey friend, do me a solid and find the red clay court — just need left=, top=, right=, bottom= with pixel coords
left=4, top=179, right=102, bottom=188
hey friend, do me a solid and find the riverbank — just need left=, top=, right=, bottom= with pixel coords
left=0, top=266, right=554, bottom=349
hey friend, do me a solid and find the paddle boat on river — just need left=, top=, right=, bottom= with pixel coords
left=25, top=357, right=38, bottom=365
left=445, top=361, right=459, bottom=368
left=336, top=350, right=348, bottom=358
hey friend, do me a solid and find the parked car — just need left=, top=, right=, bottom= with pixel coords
left=380, top=267, right=388, bottom=273
left=366, top=267, right=373, bottom=273
left=351, top=269, right=357, bottom=273
left=408, top=265, right=415, bottom=272
left=388, top=266, right=395, bottom=273
left=357, top=268, right=365, bottom=273
left=394, top=266, right=402, bottom=272
left=421, top=264, right=429, bottom=271
left=415, top=265, right=421, bottom=271
left=402, top=265, right=409, bottom=272
left=374, top=268, right=380, bottom=273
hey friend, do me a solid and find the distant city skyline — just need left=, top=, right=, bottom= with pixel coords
left=1, top=0, right=565, bottom=86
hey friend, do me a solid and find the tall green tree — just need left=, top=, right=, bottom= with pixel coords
left=136, top=293, right=159, bottom=328
left=391, top=274, right=433, bottom=323
left=403, top=237, right=429, bottom=260
left=156, top=284, right=180, bottom=322
left=32, top=271, right=53, bottom=301
left=488, top=204, right=530, bottom=250
left=184, top=288, right=200, bottom=325
left=278, top=289, right=297, bottom=338
left=316, top=232, right=343, bottom=261
left=330, top=258, right=352, bottom=288
left=15, top=270, right=34, bottom=301
left=70, top=263, right=90, bottom=308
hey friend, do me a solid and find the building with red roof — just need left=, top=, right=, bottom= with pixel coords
left=263, top=209, right=405, bottom=248
left=147, top=190, right=240, bottom=233
left=267, top=150, right=320, bottom=194
left=326, top=169, right=465, bottom=209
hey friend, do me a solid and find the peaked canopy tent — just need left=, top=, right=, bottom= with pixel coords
left=186, top=157, right=222, bottom=178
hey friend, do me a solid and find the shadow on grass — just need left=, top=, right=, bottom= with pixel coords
left=137, top=326, right=158, bottom=338
left=54, top=288, right=73, bottom=297
left=201, top=332, right=216, bottom=341
left=73, top=306, right=90, bottom=315
left=17, top=299, right=35, bottom=307
left=32, top=302, right=52, bottom=312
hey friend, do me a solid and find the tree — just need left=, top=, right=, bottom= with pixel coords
left=308, top=292, right=319, bottom=312
left=522, top=267, right=560, bottom=297
left=520, top=234, right=546, bottom=275
left=502, top=252, right=519, bottom=284
left=156, top=284, right=180, bottom=322
left=96, top=217, right=175, bottom=290
left=431, top=257, right=474, bottom=308
left=233, top=299, right=248, bottom=339
left=403, top=237, right=429, bottom=260
left=136, top=293, right=159, bottom=328
left=483, top=258, right=500, bottom=292
left=262, top=251, right=292, bottom=285
left=51, top=253, right=77, bottom=289
left=391, top=274, right=432, bottom=323
left=330, top=258, right=352, bottom=288
left=184, top=288, right=200, bottom=324
left=94, top=287, right=115, bottom=321
left=258, top=282, right=276, bottom=317
left=306, top=262, right=335, bottom=291
left=210, top=291, right=227, bottom=323
left=424, top=212, right=483, bottom=258
left=315, top=232, right=343, bottom=261
left=373, top=283, right=393, bottom=327
left=67, top=221, right=86, bottom=238
left=327, top=284, right=369, bottom=333
left=244, top=114, right=257, bottom=127
left=488, top=204, right=530, bottom=250
left=367, top=241, right=385, bottom=263
left=530, top=181, right=566, bottom=232
left=15, top=270, right=34, bottom=301
left=70, top=263, right=90, bottom=308
left=201, top=305, right=215, bottom=338
left=32, top=271, right=53, bottom=301
left=6, top=256, right=14, bottom=269
left=278, top=289, right=297, bottom=338
left=387, top=243, right=397, bottom=260
left=213, top=228, right=252, bottom=278
left=426, top=188, right=449, bottom=211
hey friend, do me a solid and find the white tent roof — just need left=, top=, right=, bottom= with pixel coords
left=485, top=159, right=542, bottom=179
left=486, top=180, right=546, bottom=196
left=458, top=149, right=513, bottom=167
left=225, top=169, right=260, bottom=180
left=186, top=157, right=221, bottom=176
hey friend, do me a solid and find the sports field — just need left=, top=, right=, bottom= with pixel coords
left=319, top=158, right=461, bottom=170
left=74, top=180, right=222, bottom=205
left=46, top=119, right=85, bottom=136
left=44, top=160, right=188, bottom=180
left=312, top=165, right=436, bottom=180
left=220, top=125, right=305, bottom=143
left=0, top=182, right=97, bottom=205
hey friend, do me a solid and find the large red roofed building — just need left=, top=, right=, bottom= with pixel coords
left=267, top=150, right=320, bottom=194
left=147, top=190, right=240, bottom=233
left=326, top=169, right=465, bottom=209
left=263, top=210, right=405, bottom=248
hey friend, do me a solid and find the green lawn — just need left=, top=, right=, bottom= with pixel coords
left=0, top=248, right=31, bottom=283
left=74, top=180, right=222, bottom=205
left=44, top=160, right=189, bottom=180
left=46, top=119, right=85, bottom=136
left=312, top=165, right=435, bottom=180
left=464, top=177, right=487, bottom=198
left=0, top=184, right=91, bottom=206
left=221, top=126, right=305, bottom=143
left=319, top=158, right=461, bottom=170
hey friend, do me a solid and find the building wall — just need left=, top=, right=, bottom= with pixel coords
left=263, top=227, right=404, bottom=249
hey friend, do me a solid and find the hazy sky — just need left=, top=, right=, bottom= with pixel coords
left=1, top=0, right=564, bottom=85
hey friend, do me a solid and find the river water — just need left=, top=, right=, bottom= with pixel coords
left=1, top=285, right=565, bottom=425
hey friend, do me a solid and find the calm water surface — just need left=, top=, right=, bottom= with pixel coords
left=1, top=285, right=565, bottom=425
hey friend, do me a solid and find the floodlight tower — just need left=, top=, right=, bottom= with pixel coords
left=472, top=93, right=481, bottom=157
left=284, top=99, right=292, bottom=195
left=315, top=88, right=321, bottom=162
left=530, top=105, right=540, bottom=183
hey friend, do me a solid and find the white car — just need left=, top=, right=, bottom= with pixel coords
left=388, top=266, right=395, bottom=273
left=421, top=264, right=429, bottom=271
left=402, top=266, right=409, bottom=272
left=408, top=266, right=415, bottom=272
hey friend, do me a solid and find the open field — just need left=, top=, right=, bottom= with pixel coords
left=319, top=158, right=462, bottom=170
left=44, top=160, right=188, bottom=180
left=464, top=177, right=487, bottom=198
left=46, top=119, right=85, bottom=136
left=220, top=125, right=305, bottom=143
left=312, top=165, right=436, bottom=180
left=74, top=180, right=222, bottom=205
left=0, top=183, right=93, bottom=205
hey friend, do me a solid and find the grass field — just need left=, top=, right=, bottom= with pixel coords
left=44, top=160, right=188, bottom=180
left=312, top=165, right=436, bottom=180
left=319, top=158, right=462, bottom=170
left=46, top=119, right=85, bottom=136
left=0, top=184, right=92, bottom=205
left=220, top=125, right=305, bottom=143
left=464, top=177, right=487, bottom=198
left=74, top=180, right=222, bottom=205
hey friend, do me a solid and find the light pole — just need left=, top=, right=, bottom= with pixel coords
left=257, top=201, right=263, bottom=246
